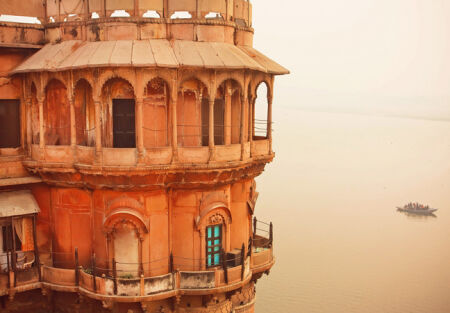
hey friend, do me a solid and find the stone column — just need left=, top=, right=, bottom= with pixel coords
left=248, top=95, right=254, bottom=157
left=94, top=99, right=102, bottom=164
left=170, top=90, right=178, bottom=163
left=70, top=97, right=76, bottom=147
left=136, top=97, right=145, bottom=163
left=26, top=97, right=32, bottom=156
left=268, top=95, right=273, bottom=154
left=208, top=97, right=215, bottom=161
left=240, top=94, right=246, bottom=160
left=224, top=83, right=231, bottom=145
left=38, top=97, right=45, bottom=150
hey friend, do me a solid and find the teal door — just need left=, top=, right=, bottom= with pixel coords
left=206, top=225, right=222, bottom=267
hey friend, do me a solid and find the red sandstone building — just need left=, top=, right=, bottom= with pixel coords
left=0, top=1, right=288, bottom=312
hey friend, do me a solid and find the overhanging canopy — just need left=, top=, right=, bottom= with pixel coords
left=0, top=190, right=40, bottom=218
left=12, top=39, right=289, bottom=75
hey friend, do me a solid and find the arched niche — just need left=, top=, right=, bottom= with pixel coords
left=143, top=78, right=170, bottom=148
left=74, top=79, right=95, bottom=146
left=216, top=79, right=242, bottom=145
left=101, top=77, right=136, bottom=148
left=44, top=79, right=70, bottom=145
left=104, top=209, right=148, bottom=277
left=254, top=81, right=269, bottom=140
left=177, top=78, right=209, bottom=147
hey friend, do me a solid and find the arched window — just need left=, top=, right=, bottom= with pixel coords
left=143, top=78, right=169, bottom=148
left=196, top=205, right=232, bottom=270
left=74, top=79, right=95, bottom=146
left=101, top=78, right=136, bottom=148
left=254, top=82, right=269, bottom=140
left=177, top=79, right=209, bottom=147
left=44, top=79, right=70, bottom=145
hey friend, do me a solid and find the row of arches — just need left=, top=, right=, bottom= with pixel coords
left=30, top=76, right=270, bottom=149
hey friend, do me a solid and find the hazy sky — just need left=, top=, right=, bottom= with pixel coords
left=252, top=0, right=450, bottom=119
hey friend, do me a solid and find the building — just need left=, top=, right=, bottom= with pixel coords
left=0, top=1, right=288, bottom=312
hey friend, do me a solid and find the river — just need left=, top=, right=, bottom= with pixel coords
left=255, top=107, right=450, bottom=313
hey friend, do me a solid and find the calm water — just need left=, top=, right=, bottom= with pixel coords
left=255, top=108, right=450, bottom=313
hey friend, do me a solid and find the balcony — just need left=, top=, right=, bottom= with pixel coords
left=0, top=221, right=274, bottom=302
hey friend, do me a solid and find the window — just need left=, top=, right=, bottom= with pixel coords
left=1, top=224, right=21, bottom=253
left=0, top=100, right=20, bottom=148
left=113, top=99, right=136, bottom=148
left=206, top=225, right=222, bottom=267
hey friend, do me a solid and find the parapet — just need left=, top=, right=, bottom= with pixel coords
left=0, top=0, right=253, bottom=45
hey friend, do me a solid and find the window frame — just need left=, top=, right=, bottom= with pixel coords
left=205, top=224, right=222, bottom=268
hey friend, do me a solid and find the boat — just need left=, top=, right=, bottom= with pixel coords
left=397, top=203, right=438, bottom=215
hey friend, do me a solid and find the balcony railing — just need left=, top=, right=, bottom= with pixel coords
left=0, top=220, right=274, bottom=300
left=28, top=139, right=272, bottom=169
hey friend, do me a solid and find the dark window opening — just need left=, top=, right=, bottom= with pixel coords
left=0, top=100, right=20, bottom=148
left=201, top=99, right=209, bottom=147
left=113, top=99, right=136, bottom=148
left=214, top=99, right=225, bottom=145
left=206, top=225, right=222, bottom=267
left=2, top=225, right=21, bottom=252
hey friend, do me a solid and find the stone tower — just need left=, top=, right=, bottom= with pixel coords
left=0, top=1, right=288, bottom=312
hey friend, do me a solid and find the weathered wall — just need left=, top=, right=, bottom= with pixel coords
left=32, top=179, right=253, bottom=273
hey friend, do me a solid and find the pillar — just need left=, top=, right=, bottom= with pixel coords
left=208, top=98, right=215, bottom=161
left=26, top=97, right=32, bottom=156
left=38, top=97, right=44, bottom=150
left=240, top=94, right=246, bottom=160
left=70, top=97, right=76, bottom=147
left=136, top=97, right=145, bottom=163
left=94, top=99, right=102, bottom=164
left=248, top=95, right=254, bottom=157
left=224, top=82, right=232, bottom=145
left=170, top=87, right=178, bottom=163
left=268, top=95, right=273, bottom=154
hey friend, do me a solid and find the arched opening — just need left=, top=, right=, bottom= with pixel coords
left=30, top=83, right=39, bottom=145
left=44, top=79, right=70, bottom=145
left=113, top=221, right=140, bottom=277
left=216, top=80, right=242, bottom=145
left=143, top=78, right=169, bottom=148
left=177, top=79, right=209, bottom=147
left=74, top=79, right=95, bottom=146
left=143, top=10, right=160, bottom=18
left=110, top=10, right=130, bottom=17
left=101, top=78, right=135, bottom=148
left=254, top=82, right=269, bottom=140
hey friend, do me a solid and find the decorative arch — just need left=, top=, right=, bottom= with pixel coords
left=103, top=208, right=149, bottom=236
left=97, top=72, right=136, bottom=97
left=178, top=75, right=210, bottom=96
left=216, top=74, right=244, bottom=94
left=196, top=203, right=232, bottom=230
